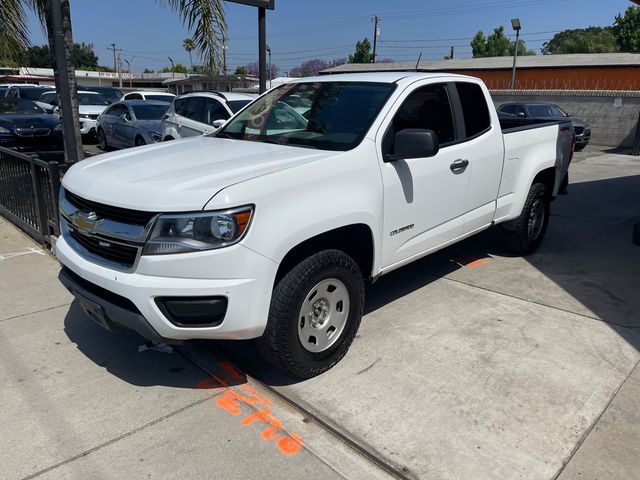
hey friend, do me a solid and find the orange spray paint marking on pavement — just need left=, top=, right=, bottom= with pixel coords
left=452, top=256, right=490, bottom=268
left=215, top=390, right=243, bottom=415
left=196, top=361, right=303, bottom=457
left=277, top=433, right=303, bottom=456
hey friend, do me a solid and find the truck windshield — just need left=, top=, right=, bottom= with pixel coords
left=215, top=81, right=395, bottom=151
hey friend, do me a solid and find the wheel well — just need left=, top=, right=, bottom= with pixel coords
left=163, top=135, right=174, bottom=141
left=532, top=167, right=555, bottom=198
left=275, top=224, right=374, bottom=285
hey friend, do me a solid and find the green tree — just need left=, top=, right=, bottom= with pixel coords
left=542, top=27, right=618, bottom=54
left=613, top=6, right=640, bottom=52
left=472, top=26, right=536, bottom=57
left=349, top=37, right=373, bottom=63
left=183, top=37, right=195, bottom=70
left=234, top=65, right=247, bottom=75
left=162, top=63, right=188, bottom=74
left=485, top=26, right=511, bottom=56
left=471, top=31, right=487, bottom=57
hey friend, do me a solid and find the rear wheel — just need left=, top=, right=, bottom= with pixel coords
left=258, top=249, right=364, bottom=379
left=97, top=128, right=108, bottom=151
left=503, top=182, right=550, bottom=255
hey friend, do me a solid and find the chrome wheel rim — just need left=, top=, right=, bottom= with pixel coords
left=297, top=278, right=350, bottom=353
left=528, top=198, right=545, bottom=241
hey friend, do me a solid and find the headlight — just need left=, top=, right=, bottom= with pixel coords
left=0, top=126, right=10, bottom=134
left=79, top=113, right=91, bottom=119
left=149, top=131, right=162, bottom=142
left=142, top=206, right=254, bottom=255
left=54, top=123, right=62, bottom=132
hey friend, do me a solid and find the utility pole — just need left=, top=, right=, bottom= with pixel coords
left=168, top=56, right=175, bottom=78
left=108, top=43, right=117, bottom=71
left=116, top=51, right=123, bottom=88
left=372, top=15, right=379, bottom=63
left=450, top=46, right=454, bottom=59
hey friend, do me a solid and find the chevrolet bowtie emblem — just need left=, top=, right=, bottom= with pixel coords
left=72, top=210, right=102, bottom=234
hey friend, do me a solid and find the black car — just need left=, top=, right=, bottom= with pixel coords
left=78, top=86, right=124, bottom=104
left=0, top=99, right=63, bottom=151
left=497, top=102, right=591, bottom=151
left=5, top=85, right=55, bottom=101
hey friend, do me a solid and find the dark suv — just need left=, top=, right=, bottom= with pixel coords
left=498, top=102, right=591, bottom=151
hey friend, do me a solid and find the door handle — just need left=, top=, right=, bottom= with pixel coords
left=450, top=159, right=469, bottom=174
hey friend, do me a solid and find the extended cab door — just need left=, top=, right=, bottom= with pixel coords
left=378, top=82, right=472, bottom=270
left=453, top=81, right=504, bottom=233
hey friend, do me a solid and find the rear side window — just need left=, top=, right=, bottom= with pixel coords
left=173, top=98, right=189, bottom=117
left=202, top=98, right=229, bottom=124
left=455, top=82, right=491, bottom=139
left=183, top=97, right=206, bottom=122
left=126, top=93, right=143, bottom=100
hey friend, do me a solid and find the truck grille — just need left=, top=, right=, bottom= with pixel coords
left=573, top=126, right=584, bottom=135
left=61, top=189, right=156, bottom=271
left=68, top=227, right=140, bottom=268
left=64, top=189, right=156, bottom=225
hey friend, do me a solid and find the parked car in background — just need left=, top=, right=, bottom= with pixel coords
left=122, top=91, right=175, bottom=102
left=4, top=85, right=55, bottom=102
left=0, top=98, right=62, bottom=151
left=78, top=86, right=124, bottom=104
left=39, top=90, right=109, bottom=136
left=6, top=85, right=56, bottom=112
left=498, top=102, right=591, bottom=150
left=161, top=91, right=254, bottom=140
left=96, top=100, right=170, bottom=150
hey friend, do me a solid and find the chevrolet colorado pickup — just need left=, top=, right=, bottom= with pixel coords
left=56, top=72, right=574, bottom=378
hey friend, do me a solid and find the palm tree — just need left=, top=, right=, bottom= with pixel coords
left=183, top=37, right=195, bottom=71
left=162, top=0, right=227, bottom=75
left=0, top=0, right=30, bottom=64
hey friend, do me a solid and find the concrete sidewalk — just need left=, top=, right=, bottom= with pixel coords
left=0, top=218, right=390, bottom=480
left=1, top=146, right=639, bottom=479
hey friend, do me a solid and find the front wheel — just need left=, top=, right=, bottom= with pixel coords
left=135, top=136, right=146, bottom=147
left=258, top=250, right=364, bottom=378
left=503, top=182, right=550, bottom=255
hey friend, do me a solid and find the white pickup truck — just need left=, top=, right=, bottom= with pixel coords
left=56, top=72, right=573, bottom=378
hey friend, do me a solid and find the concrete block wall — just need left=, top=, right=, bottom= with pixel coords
left=490, top=90, right=640, bottom=148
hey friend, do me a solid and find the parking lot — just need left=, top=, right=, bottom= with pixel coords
left=1, top=145, right=639, bottom=479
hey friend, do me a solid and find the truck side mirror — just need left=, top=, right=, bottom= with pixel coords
left=385, top=128, right=439, bottom=162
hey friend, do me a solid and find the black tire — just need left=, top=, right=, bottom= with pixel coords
left=258, top=249, right=365, bottom=379
left=503, top=182, right=550, bottom=255
left=163, top=136, right=174, bottom=141
left=135, top=136, right=146, bottom=147
left=575, top=144, right=586, bottom=152
left=97, top=128, right=108, bottom=151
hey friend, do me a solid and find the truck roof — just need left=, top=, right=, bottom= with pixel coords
left=290, top=71, right=480, bottom=84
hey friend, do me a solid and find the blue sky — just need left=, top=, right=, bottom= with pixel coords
left=24, top=0, right=636, bottom=74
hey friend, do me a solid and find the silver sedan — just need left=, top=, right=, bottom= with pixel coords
left=97, top=100, right=169, bottom=150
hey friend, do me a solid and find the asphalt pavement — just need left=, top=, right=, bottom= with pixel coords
left=1, top=145, right=639, bottom=479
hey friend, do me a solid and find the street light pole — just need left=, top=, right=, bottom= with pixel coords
left=266, top=45, right=272, bottom=89
left=510, top=18, right=521, bottom=90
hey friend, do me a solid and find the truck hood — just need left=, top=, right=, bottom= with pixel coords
left=62, top=136, right=334, bottom=212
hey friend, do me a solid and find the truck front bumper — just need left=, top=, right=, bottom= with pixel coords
left=55, top=233, right=278, bottom=341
